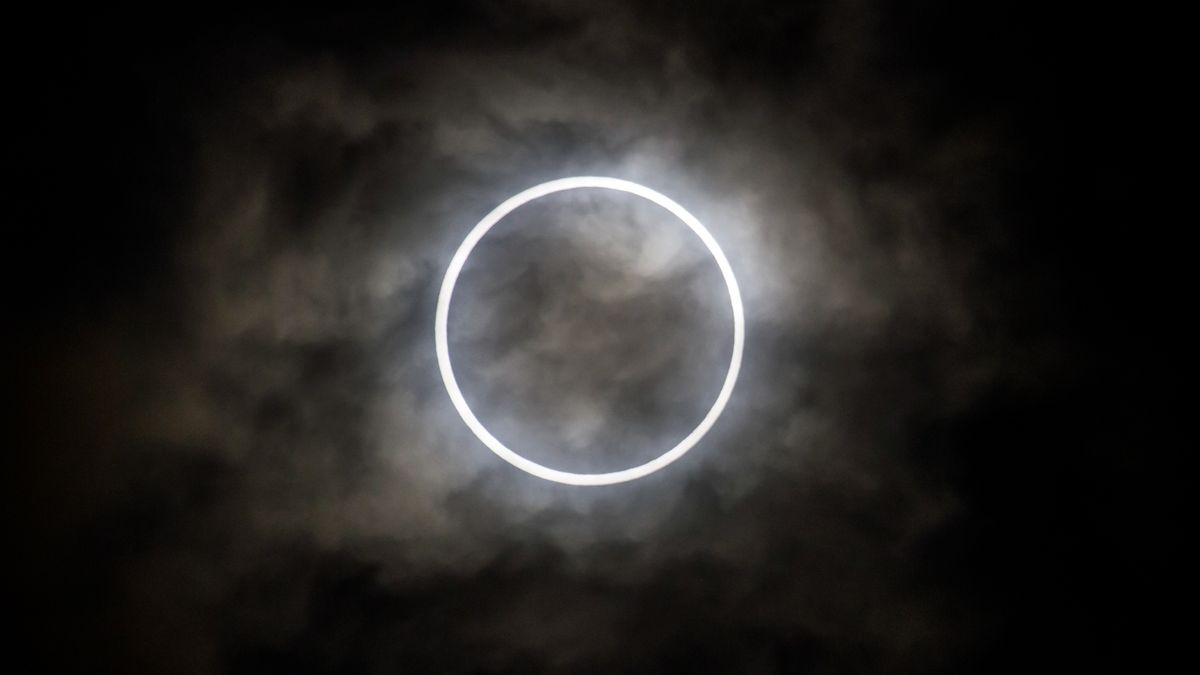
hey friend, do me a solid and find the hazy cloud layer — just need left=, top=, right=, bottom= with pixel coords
left=14, top=1, right=1116, bottom=673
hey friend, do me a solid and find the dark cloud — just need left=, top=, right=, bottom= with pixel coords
left=12, top=2, right=1180, bottom=673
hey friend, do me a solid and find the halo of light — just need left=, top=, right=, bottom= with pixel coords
left=435, top=176, right=744, bottom=486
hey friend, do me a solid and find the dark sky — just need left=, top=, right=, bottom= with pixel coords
left=10, top=2, right=1184, bottom=673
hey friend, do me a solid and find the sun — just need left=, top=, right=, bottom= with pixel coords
left=435, top=177, right=744, bottom=486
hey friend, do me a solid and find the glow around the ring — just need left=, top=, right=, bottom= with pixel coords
left=435, top=177, right=744, bottom=486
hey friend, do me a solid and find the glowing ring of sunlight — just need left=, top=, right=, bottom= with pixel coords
left=435, top=176, right=744, bottom=486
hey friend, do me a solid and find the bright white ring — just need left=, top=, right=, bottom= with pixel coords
left=435, top=176, right=744, bottom=486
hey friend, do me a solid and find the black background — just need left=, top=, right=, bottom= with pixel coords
left=11, top=2, right=1185, bottom=673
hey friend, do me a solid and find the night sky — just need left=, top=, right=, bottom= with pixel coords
left=11, top=3, right=1184, bottom=673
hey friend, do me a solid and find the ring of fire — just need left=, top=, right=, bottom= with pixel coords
left=435, top=176, right=744, bottom=486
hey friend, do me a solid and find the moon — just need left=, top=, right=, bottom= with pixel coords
left=435, top=177, right=745, bottom=486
